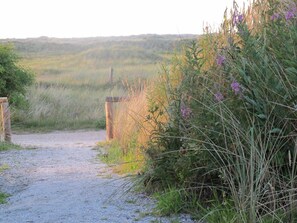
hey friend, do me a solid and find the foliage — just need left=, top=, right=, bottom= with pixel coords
left=139, top=0, right=297, bottom=222
left=0, top=44, right=34, bottom=106
left=154, top=188, right=185, bottom=215
left=0, top=192, right=9, bottom=204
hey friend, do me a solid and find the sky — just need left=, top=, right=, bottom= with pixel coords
left=0, top=0, right=248, bottom=39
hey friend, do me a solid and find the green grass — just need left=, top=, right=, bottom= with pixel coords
left=154, top=188, right=185, bottom=216
left=0, top=142, right=22, bottom=151
left=0, top=192, right=9, bottom=204
left=0, top=164, right=10, bottom=172
left=4, top=35, right=196, bottom=131
left=97, top=141, right=143, bottom=174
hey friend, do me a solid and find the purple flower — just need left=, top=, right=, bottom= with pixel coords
left=271, top=13, right=280, bottom=21
left=237, top=14, right=244, bottom=23
left=216, top=55, right=226, bottom=66
left=231, top=80, right=241, bottom=95
left=285, top=10, right=295, bottom=20
left=181, top=105, right=192, bottom=119
left=233, top=12, right=244, bottom=26
left=214, top=92, right=224, bottom=102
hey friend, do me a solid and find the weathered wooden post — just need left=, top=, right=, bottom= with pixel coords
left=105, top=96, right=129, bottom=141
left=0, top=100, right=5, bottom=141
left=105, top=97, right=114, bottom=141
left=109, top=67, right=114, bottom=84
left=0, top=97, right=11, bottom=142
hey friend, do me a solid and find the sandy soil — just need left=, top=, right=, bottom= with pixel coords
left=0, top=130, right=196, bottom=223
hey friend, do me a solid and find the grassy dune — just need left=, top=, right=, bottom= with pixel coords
left=1, top=35, right=197, bottom=130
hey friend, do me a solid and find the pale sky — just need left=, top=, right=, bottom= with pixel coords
left=0, top=0, right=248, bottom=39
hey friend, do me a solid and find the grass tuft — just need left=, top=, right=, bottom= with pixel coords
left=0, top=192, right=9, bottom=204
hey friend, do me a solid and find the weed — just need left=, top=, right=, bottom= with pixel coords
left=0, top=192, right=9, bottom=204
left=0, top=142, right=22, bottom=151
left=97, top=140, right=144, bottom=174
left=154, top=188, right=184, bottom=216
left=0, top=164, right=10, bottom=172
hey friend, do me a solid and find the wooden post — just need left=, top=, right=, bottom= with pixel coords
left=0, top=102, right=4, bottom=142
left=0, top=97, right=11, bottom=142
left=105, top=97, right=130, bottom=141
left=109, top=67, right=113, bottom=84
left=3, top=102, right=11, bottom=142
left=105, top=98, right=113, bottom=141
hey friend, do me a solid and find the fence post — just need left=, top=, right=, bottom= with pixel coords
left=0, top=101, right=4, bottom=141
left=0, top=97, right=11, bottom=142
left=109, top=67, right=113, bottom=84
left=105, top=97, right=130, bottom=141
left=105, top=97, right=114, bottom=141
left=3, top=101, right=11, bottom=142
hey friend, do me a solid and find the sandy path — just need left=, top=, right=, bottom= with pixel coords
left=0, top=131, right=195, bottom=223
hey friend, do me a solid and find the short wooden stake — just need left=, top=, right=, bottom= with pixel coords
left=0, top=97, right=11, bottom=142
left=0, top=103, right=4, bottom=141
left=105, top=100, right=114, bottom=141
left=109, top=67, right=114, bottom=84
left=3, top=102, right=11, bottom=142
left=105, top=97, right=130, bottom=141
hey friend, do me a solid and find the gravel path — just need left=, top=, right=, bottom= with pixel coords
left=0, top=130, right=196, bottom=223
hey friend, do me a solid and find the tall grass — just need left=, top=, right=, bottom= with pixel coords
left=13, top=62, right=159, bottom=130
left=13, top=84, right=125, bottom=130
left=104, top=84, right=152, bottom=173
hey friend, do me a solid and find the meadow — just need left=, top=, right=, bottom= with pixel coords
left=0, top=35, right=196, bottom=130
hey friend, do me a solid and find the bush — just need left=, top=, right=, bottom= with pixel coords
left=142, top=0, right=297, bottom=222
left=0, top=44, right=34, bottom=106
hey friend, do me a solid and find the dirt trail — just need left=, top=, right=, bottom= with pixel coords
left=0, top=131, right=195, bottom=223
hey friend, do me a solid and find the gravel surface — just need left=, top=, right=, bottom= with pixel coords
left=0, top=130, right=196, bottom=223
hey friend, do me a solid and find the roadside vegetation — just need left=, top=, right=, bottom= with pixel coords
left=107, top=0, right=297, bottom=222
left=0, top=42, right=33, bottom=204
left=0, top=142, right=22, bottom=151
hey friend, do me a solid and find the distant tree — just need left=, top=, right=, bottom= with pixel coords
left=0, top=44, right=34, bottom=106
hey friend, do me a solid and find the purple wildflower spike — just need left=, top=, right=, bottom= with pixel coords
left=216, top=55, right=226, bottom=66
left=231, top=80, right=241, bottom=95
left=271, top=13, right=280, bottom=21
left=181, top=105, right=192, bottom=119
left=233, top=12, right=244, bottom=26
left=214, top=92, right=224, bottom=102
left=285, top=10, right=295, bottom=20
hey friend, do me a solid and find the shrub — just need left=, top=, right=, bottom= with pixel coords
left=142, top=0, right=297, bottom=222
left=0, top=44, right=34, bottom=106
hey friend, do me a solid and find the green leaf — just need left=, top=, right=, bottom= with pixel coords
left=285, top=67, right=297, bottom=75
left=257, top=114, right=266, bottom=120
left=269, top=128, right=282, bottom=134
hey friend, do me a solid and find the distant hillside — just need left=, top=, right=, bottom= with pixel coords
left=0, top=35, right=199, bottom=84
left=0, top=34, right=198, bottom=57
